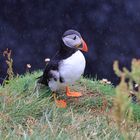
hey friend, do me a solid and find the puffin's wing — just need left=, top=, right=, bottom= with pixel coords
left=38, top=60, right=60, bottom=85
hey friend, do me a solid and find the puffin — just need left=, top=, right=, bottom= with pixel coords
left=38, top=29, right=88, bottom=108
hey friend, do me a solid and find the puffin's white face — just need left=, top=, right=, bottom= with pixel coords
left=62, top=30, right=88, bottom=52
left=62, top=34, right=82, bottom=49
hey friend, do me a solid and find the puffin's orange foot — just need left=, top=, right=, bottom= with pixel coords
left=66, top=91, right=82, bottom=97
left=55, top=99, right=67, bottom=108
left=53, top=92, right=67, bottom=108
left=66, top=86, right=82, bottom=97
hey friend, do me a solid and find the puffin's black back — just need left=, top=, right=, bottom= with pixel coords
left=38, top=40, right=78, bottom=85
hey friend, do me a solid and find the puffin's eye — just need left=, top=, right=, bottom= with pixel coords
left=73, top=36, right=76, bottom=40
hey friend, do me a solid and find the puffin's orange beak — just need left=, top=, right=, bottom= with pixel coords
left=81, top=39, right=88, bottom=52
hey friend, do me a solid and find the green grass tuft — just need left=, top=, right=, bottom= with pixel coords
left=0, top=71, right=140, bottom=139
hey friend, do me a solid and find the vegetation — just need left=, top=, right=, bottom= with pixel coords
left=3, top=49, right=14, bottom=80
left=0, top=70, right=139, bottom=139
left=113, top=59, right=140, bottom=139
left=0, top=50, right=140, bottom=139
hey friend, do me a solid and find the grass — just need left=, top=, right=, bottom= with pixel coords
left=0, top=71, right=140, bottom=140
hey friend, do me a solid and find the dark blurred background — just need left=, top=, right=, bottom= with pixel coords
left=0, top=0, right=140, bottom=84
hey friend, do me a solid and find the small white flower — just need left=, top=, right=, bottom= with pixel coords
left=135, top=84, right=139, bottom=88
left=45, top=58, right=50, bottom=62
left=100, top=78, right=111, bottom=84
left=106, top=81, right=111, bottom=84
left=102, top=78, right=108, bottom=83
left=27, top=64, right=31, bottom=68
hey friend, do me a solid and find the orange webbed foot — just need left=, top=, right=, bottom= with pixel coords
left=53, top=93, right=67, bottom=108
left=66, top=86, right=82, bottom=97
left=55, top=99, right=67, bottom=108
left=66, top=91, right=82, bottom=97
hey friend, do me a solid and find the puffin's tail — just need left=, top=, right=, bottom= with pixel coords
left=33, top=75, right=48, bottom=94
left=36, top=75, right=48, bottom=86
left=36, top=75, right=43, bottom=83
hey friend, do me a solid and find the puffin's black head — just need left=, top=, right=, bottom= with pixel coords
left=62, top=29, right=88, bottom=52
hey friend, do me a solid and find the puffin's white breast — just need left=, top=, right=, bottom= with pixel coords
left=59, top=50, right=86, bottom=84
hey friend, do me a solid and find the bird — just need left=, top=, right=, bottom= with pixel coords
left=38, top=29, right=88, bottom=108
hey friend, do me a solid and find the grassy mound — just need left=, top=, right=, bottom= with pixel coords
left=0, top=71, right=140, bottom=139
